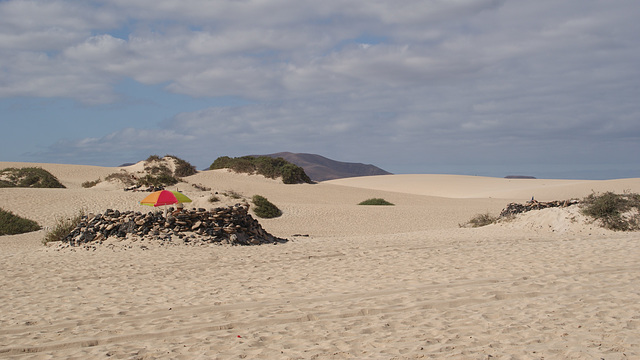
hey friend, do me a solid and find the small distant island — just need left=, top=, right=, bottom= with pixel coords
left=504, top=175, right=537, bottom=179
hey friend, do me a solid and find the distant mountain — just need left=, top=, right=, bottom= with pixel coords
left=504, top=175, right=537, bottom=179
left=256, top=152, right=392, bottom=181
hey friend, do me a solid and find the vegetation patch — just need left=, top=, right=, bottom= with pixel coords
left=581, top=191, right=640, bottom=231
left=0, top=208, right=41, bottom=235
left=358, top=198, right=394, bottom=206
left=0, top=167, right=65, bottom=188
left=106, top=154, right=197, bottom=188
left=222, top=190, right=244, bottom=200
left=252, top=195, right=283, bottom=218
left=167, top=155, right=197, bottom=177
left=43, top=210, right=85, bottom=244
left=105, top=172, right=136, bottom=186
left=209, top=156, right=312, bottom=184
left=136, top=173, right=180, bottom=187
left=465, top=212, right=499, bottom=228
left=192, top=183, right=211, bottom=191
left=462, top=191, right=640, bottom=231
left=82, top=179, right=101, bottom=188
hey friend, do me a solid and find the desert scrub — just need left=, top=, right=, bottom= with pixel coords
left=105, top=172, right=136, bottom=186
left=581, top=191, right=640, bottom=231
left=42, top=210, right=85, bottom=244
left=0, top=167, right=65, bottom=188
left=208, top=195, right=220, bottom=203
left=82, top=179, right=101, bottom=188
left=192, top=183, right=211, bottom=191
left=166, top=155, right=197, bottom=177
left=0, top=208, right=41, bottom=235
left=358, top=198, right=394, bottom=206
left=252, top=195, right=282, bottom=218
left=222, top=190, right=243, bottom=199
left=137, top=173, right=179, bottom=187
left=465, top=212, right=498, bottom=228
left=209, top=156, right=312, bottom=184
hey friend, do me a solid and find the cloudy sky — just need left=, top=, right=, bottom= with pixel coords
left=1, top=0, right=639, bottom=179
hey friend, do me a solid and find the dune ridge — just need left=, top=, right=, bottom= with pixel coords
left=1, top=161, right=639, bottom=359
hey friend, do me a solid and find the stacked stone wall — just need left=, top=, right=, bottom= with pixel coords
left=499, top=199, right=580, bottom=218
left=63, top=204, right=286, bottom=247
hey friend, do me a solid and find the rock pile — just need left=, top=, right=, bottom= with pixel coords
left=62, top=204, right=286, bottom=247
left=500, top=199, right=580, bottom=218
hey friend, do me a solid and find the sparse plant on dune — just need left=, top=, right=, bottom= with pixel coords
left=581, top=191, right=640, bottom=231
left=0, top=167, right=65, bottom=188
left=209, top=156, right=312, bottom=184
left=82, top=179, right=101, bottom=188
left=252, top=195, right=282, bottom=218
left=0, top=208, right=41, bottom=235
left=42, top=209, right=85, bottom=244
left=105, top=172, right=136, bottom=186
left=358, top=198, right=394, bottom=206
left=464, top=212, right=498, bottom=228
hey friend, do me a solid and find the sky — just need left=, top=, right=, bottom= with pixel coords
left=1, top=0, right=639, bottom=180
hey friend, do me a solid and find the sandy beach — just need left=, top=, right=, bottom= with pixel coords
left=1, top=161, right=639, bottom=359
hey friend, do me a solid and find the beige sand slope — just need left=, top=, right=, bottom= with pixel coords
left=1, top=162, right=639, bottom=359
left=327, top=174, right=640, bottom=200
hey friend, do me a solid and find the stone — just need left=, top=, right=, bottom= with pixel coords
left=61, top=204, right=287, bottom=248
left=191, top=221, right=202, bottom=230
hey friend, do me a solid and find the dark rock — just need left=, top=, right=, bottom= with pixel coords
left=499, top=199, right=580, bottom=218
left=61, top=203, right=287, bottom=247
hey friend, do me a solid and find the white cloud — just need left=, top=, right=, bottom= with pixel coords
left=3, top=0, right=640, bottom=178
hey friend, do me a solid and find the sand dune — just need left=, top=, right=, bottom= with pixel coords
left=1, top=162, right=639, bottom=359
left=326, top=174, right=640, bottom=200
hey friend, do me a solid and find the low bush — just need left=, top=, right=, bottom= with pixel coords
left=42, top=209, right=85, bottom=244
left=466, top=212, right=498, bottom=228
left=208, top=195, right=220, bottom=203
left=144, top=163, right=172, bottom=176
left=209, top=156, right=312, bottom=184
left=358, top=198, right=394, bottom=206
left=581, top=191, right=640, bottom=231
left=105, top=172, right=136, bottom=186
left=82, top=179, right=101, bottom=188
left=137, top=174, right=180, bottom=187
left=192, top=183, right=211, bottom=191
left=252, top=195, right=282, bottom=218
left=167, top=155, right=197, bottom=177
left=222, top=190, right=243, bottom=200
left=0, top=167, right=65, bottom=188
left=0, top=208, right=41, bottom=235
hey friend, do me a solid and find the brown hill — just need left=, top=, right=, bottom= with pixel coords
left=257, top=152, right=392, bottom=181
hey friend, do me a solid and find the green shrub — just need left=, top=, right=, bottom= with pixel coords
left=209, top=156, right=312, bottom=184
left=0, top=208, right=41, bottom=235
left=581, top=192, right=640, bottom=231
left=466, top=212, right=498, bottom=228
left=281, top=163, right=311, bottom=184
left=166, top=155, right=197, bottom=177
left=222, top=190, right=243, bottom=199
left=358, top=198, right=394, bottom=206
left=105, top=172, right=136, bottom=186
left=252, top=195, right=282, bottom=218
left=144, top=163, right=172, bottom=176
left=137, top=174, right=179, bottom=187
left=146, top=154, right=162, bottom=162
left=42, top=209, right=85, bottom=244
left=82, top=179, right=101, bottom=188
left=0, top=167, right=65, bottom=188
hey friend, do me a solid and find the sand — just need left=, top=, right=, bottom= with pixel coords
left=1, top=161, right=639, bottom=359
